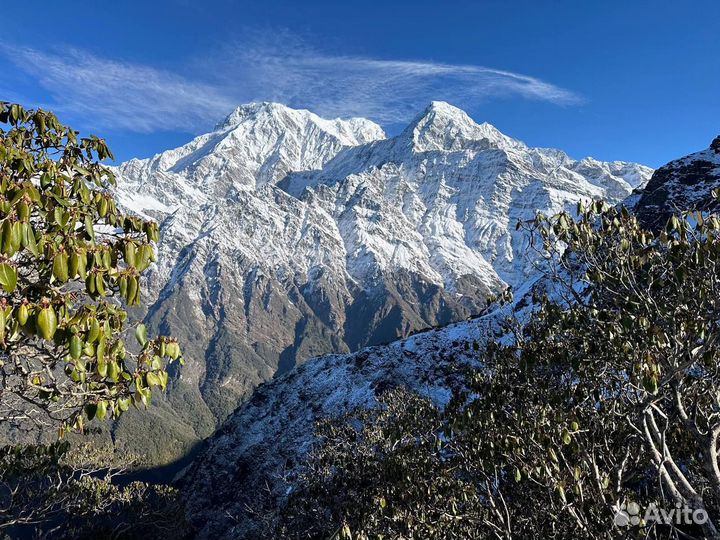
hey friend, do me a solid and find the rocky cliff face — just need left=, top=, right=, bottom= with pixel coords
left=112, top=102, right=652, bottom=462
left=633, top=135, right=720, bottom=229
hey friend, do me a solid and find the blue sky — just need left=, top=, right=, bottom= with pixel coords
left=2, top=1, right=718, bottom=167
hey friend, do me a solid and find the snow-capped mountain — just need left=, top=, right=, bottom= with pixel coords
left=110, top=101, right=652, bottom=462
left=281, top=101, right=649, bottom=286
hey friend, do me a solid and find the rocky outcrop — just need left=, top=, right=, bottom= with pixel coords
left=634, top=135, right=720, bottom=229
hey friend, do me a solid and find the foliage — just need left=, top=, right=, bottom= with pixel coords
left=271, top=202, right=720, bottom=539
left=0, top=441, right=189, bottom=539
left=0, top=103, right=183, bottom=433
left=272, top=388, right=488, bottom=540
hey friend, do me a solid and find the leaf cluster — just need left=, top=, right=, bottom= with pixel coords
left=0, top=103, right=182, bottom=433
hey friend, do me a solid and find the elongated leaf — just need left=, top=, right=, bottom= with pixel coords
left=84, top=215, right=95, bottom=241
left=96, top=400, right=108, bottom=420
left=0, top=263, right=17, bottom=293
left=135, top=323, right=147, bottom=347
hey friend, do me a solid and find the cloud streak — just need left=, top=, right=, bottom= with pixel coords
left=213, top=32, right=581, bottom=125
left=5, top=46, right=234, bottom=132
left=3, top=34, right=581, bottom=133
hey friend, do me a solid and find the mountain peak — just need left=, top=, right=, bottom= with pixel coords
left=403, top=101, right=520, bottom=152
left=215, top=102, right=290, bottom=130
left=213, top=102, right=385, bottom=148
left=409, top=100, right=475, bottom=131
left=424, top=100, right=471, bottom=117
left=119, top=102, right=385, bottom=197
left=634, top=136, right=720, bottom=229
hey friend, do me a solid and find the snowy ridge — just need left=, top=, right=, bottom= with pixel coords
left=180, top=307, right=499, bottom=538
left=115, top=102, right=384, bottom=216
left=280, top=101, right=652, bottom=286
left=116, top=100, right=651, bottom=304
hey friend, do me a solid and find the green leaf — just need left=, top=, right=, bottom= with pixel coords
left=108, top=361, right=120, bottom=382
left=37, top=306, right=58, bottom=340
left=146, top=371, right=160, bottom=387
left=0, top=263, right=17, bottom=293
left=24, top=226, right=39, bottom=256
left=84, top=215, right=95, bottom=241
left=53, top=207, right=67, bottom=227
left=562, top=429, right=572, bottom=445
left=96, top=400, right=108, bottom=421
left=158, top=370, right=168, bottom=390
left=72, top=164, right=91, bottom=177
left=135, top=323, right=147, bottom=346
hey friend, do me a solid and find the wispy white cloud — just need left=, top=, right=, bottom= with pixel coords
left=209, top=31, right=581, bottom=125
left=3, top=33, right=581, bottom=133
left=4, top=46, right=234, bottom=132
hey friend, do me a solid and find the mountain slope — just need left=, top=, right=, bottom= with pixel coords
left=178, top=270, right=558, bottom=538
left=181, top=306, right=504, bottom=539
left=112, top=102, right=652, bottom=462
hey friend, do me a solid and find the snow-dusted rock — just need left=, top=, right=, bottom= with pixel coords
left=180, top=308, right=500, bottom=539
left=633, top=135, right=720, bottom=228
left=282, top=101, right=651, bottom=286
